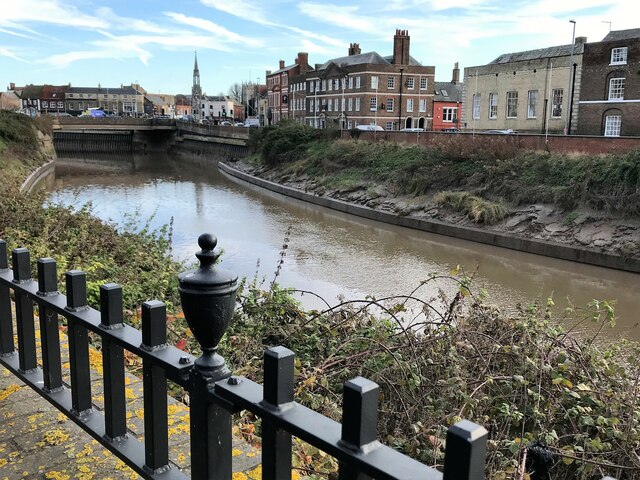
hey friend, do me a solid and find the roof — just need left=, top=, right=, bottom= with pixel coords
left=67, top=86, right=140, bottom=95
left=433, top=81, right=463, bottom=102
left=271, top=64, right=297, bottom=75
left=490, top=43, right=585, bottom=64
left=319, top=51, right=389, bottom=70
left=602, top=28, right=640, bottom=42
left=382, top=54, right=423, bottom=66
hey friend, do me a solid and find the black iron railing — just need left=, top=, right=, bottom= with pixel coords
left=0, top=234, right=490, bottom=479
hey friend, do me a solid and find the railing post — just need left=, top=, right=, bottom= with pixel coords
left=443, top=420, right=488, bottom=480
left=262, top=346, right=294, bottom=480
left=141, top=300, right=170, bottom=474
left=338, top=377, right=379, bottom=480
left=66, top=270, right=92, bottom=415
left=100, top=283, right=126, bottom=440
left=179, top=234, right=238, bottom=480
left=0, top=240, right=14, bottom=355
left=12, top=248, right=37, bottom=373
left=37, top=258, right=63, bottom=391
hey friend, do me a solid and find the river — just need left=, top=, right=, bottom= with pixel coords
left=47, top=153, right=640, bottom=341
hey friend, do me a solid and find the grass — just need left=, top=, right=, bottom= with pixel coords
left=434, top=191, right=508, bottom=224
left=251, top=125, right=640, bottom=216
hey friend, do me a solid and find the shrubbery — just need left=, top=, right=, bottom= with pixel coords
left=251, top=124, right=640, bottom=215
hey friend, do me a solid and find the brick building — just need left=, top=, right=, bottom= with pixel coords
left=577, top=28, right=640, bottom=137
left=432, top=63, right=464, bottom=131
left=301, top=30, right=435, bottom=130
left=266, top=53, right=312, bottom=125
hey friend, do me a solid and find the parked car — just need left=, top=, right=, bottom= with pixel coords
left=219, top=121, right=232, bottom=126
left=442, top=128, right=460, bottom=133
left=355, top=124, right=384, bottom=132
left=483, top=129, right=517, bottom=134
left=245, top=118, right=260, bottom=128
left=400, top=127, right=425, bottom=132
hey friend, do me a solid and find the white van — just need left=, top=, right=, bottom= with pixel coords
left=355, top=124, right=384, bottom=132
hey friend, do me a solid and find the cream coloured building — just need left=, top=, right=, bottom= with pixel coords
left=463, top=38, right=586, bottom=134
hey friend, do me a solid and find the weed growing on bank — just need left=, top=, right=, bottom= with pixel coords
left=434, top=191, right=508, bottom=224
left=249, top=122, right=640, bottom=216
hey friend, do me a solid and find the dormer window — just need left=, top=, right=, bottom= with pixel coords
left=611, top=47, right=628, bottom=65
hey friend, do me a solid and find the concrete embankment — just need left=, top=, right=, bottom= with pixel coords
left=219, top=162, right=640, bottom=274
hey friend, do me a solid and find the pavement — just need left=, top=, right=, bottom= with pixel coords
left=0, top=342, right=264, bottom=479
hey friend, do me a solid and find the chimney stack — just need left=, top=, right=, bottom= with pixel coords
left=575, top=36, right=587, bottom=44
left=452, top=62, right=460, bottom=84
left=297, top=52, right=310, bottom=73
left=348, top=43, right=361, bottom=56
left=279, top=60, right=285, bottom=69
left=9, top=82, right=15, bottom=90
left=392, top=29, right=410, bottom=66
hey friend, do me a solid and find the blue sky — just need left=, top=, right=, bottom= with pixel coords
left=0, top=0, right=637, bottom=96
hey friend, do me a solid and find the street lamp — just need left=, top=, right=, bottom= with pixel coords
left=565, top=19, right=576, bottom=135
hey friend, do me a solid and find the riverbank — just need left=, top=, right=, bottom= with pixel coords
left=239, top=124, right=640, bottom=272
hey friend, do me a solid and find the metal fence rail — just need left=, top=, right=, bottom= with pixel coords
left=0, top=235, right=490, bottom=479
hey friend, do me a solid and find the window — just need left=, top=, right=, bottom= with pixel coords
left=355, top=98, right=361, bottom=111
left=442, top=107, right=457, bottom=122
left=387, top=76, right=395, bottom=88
left=604, top=115, right=621, bottom=136
left=68, top=94, right=74, bottom=98
left=419, top=98, right=427, bottom=112
left=611, top=47, right=628, bottom=65
left=386, top=98, right=394, bottom=111
left=328, top=98, right=332, bottom=112
left=327, top=80, right=332, bottom=91
left=348, top=77, right=353, bottom=89
left=341, top=97, right=345, bottom=112
left=355, top=76, right=361, bottom=88
left=406, top=77, right=414, bottom=89
left=407, top=98, right=414, bottom=112
left=58, top=101, right=64, bottom=108
left=552, top=89, right=563, bottom=117
left=609, top=77, right=625, bottom=100
left=370, top=97, right=377, bottom=111
left=348, top=98, right=353, bottom=111
left=420, top=77, right=427, bottom=90
left=322, top=80, right=327, bottom=91
left=472, top=94, right=480, bottom=119
left=371, top=76, right=379, bottom=89
left=489, top=93, right=497, bottom=119
left=506, top=91, right=518, bottom=118
left=386, top=121, right=394, bottom=131
left=527, top=90, right=538, bottom=118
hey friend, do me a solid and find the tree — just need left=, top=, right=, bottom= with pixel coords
left=227, top=83, right=243, bottom=103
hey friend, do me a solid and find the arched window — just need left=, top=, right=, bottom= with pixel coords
left=602, top=108, right=622, bottom=137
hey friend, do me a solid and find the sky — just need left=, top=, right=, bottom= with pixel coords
left=1, top=0, right=639, bottom=96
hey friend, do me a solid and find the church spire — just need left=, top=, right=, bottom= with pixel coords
left=192, top=51, right=202, bottom=121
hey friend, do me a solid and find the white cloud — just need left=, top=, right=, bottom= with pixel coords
left=0, top=0, right=104, bottom=29
left=297, top=3, right=376, bottom=32
left=199, top=0, right=274, bottom=26
left=164, top=12, right=263, bottom=47
left=0, top=47, right=28, bottom=62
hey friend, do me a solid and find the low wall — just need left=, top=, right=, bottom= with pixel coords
left=219, top=162, right=640, bottom=273
left=20, top=160, right=55, bottom=194
left=344, top=130, right=640, bottom=155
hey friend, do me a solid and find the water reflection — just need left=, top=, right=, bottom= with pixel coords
left=48, top=153, right=640, bottom=341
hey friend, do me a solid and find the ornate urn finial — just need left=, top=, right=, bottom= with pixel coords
left=178, top=233, right=238, bottom=381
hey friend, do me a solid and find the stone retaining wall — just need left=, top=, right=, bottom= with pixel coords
left=219, top=162, right=640, bottom=273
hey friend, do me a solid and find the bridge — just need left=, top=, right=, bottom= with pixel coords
left=52, top=118, right=249, bottom=154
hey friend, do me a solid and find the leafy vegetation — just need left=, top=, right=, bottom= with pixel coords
left=250, top=124, right=640, bottom=215
left=0, top=111, right=181, bottom=310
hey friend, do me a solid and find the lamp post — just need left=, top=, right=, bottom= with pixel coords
left=398, top=67, right=404, bottom=130
left=564, top=19, right=576, bottom=135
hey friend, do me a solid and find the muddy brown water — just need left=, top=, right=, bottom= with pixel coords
left=46, top=154, right=640, bottom=341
